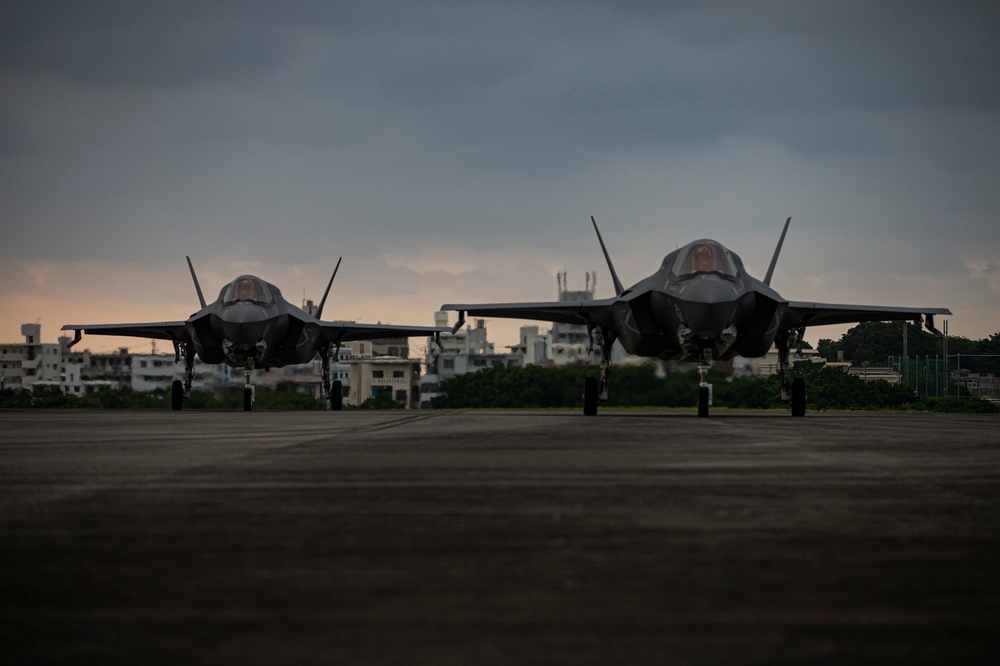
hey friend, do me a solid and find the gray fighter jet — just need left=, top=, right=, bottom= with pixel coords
left=64, top=257, right=447, bottom=411
left=442, top=217, right=951, bottom=417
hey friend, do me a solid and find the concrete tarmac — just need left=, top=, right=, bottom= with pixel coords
left=1, top=409, right=998, bottom=664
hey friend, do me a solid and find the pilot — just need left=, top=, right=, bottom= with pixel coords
left=234, top=278, right=258, bottom=301
left=684, top=242, right=720, bottom=274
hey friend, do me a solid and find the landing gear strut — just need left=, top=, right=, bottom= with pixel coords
left=777, top=328, right=807, bottom=417
left=320, top=343, right=344, bottom=411
left=170, top=341, right=195, bottom=411
left=583, top=326, right=616, bottom=416
left=697, top=348, right=713, bottom=418
left=243, top=360, right=255, bottom=411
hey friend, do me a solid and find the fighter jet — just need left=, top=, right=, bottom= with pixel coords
left=64, top=257, right=447, bottom=411
left=442, top=217, right=951, bottom=417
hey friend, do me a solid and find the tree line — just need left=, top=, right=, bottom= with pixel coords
left=430, top=361, right=997, bottom=413
left=0, top=382, right=399, bottom=410
left=817, top=321, right=1000, bottom=375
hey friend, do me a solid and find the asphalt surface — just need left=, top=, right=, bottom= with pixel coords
left=2, top=409, right=998, bottom=664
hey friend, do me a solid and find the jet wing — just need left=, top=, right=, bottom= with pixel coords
left=441, top=298, right=619, bottom=328
left=316, top=321, right=448, bottom=345
left=781, top=302, right=952, bottom=329
left=62, top=321, right=192, bottom=346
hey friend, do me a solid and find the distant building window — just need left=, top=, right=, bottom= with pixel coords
left=372, top=370, right=384, bottom=379
left=392, top=370, right=404, bottom=379
left=395, top=390, right=407, bottom=402
left=443, top=359, right=454, bottom=370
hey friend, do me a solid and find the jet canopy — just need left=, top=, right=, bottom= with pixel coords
left=222, top=276, right=274, bottom=305
left=671, top=240, right=738, bottom=278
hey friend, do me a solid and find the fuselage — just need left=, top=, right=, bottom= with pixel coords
left=612, top=239, right=783, bottom=362
left=185, top=275, right=322, bottom=369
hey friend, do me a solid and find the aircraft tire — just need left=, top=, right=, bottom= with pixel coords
left=330, top=380, right=343, bottom=411
left=583, top=377, right=598, bottom=416
left=171, top=380, right=183, bottom=411
left=243, top=388, right=253, bottom=412
left=791, top=377, right=806, bottom=417
left=698, top=386, right=709, bottom=418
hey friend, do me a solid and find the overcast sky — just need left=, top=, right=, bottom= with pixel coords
left=3, top=1, right=998, bottom=355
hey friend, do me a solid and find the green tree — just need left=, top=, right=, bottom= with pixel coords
left=253, top=382, right=326, bottom=410
left=359, top=390, right=404, bottom=409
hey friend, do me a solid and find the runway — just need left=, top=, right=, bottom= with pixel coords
left=2, top=409, right=998, bottom=664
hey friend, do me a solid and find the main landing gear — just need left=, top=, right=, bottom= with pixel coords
left=777, top=328, right=807, bottom=417
left=171, top=380, right=184, bottom=411
left=170, top=342, right=196, bottom=411
left=583, top=376, right=598, bottom=416
left=320, top=343, right=344, bottom=411
left=583, top=326, right=615, bottom=416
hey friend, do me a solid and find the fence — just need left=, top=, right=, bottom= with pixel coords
left=889, top=354, right=1000, bottom=401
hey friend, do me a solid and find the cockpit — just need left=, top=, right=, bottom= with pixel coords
left=671, top=240, right=738, bottom=278
left=222, top=276, right=274, bottom=305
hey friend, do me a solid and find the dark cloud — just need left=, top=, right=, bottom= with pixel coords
left=2, top=1, right=999, bottom=344
left=1, top=2, right=291, bottom=87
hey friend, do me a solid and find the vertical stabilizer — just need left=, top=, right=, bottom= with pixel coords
left=764, top=217, right=791, bottom=287
left=186, top=256, right=207, bottom=308
left=591, top=216, right=624, bottom=297
left=314, top=257, right=342, bottom=320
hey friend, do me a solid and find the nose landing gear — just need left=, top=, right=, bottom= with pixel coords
left=243, top=360, right=255, bottom=411
left=697, top=348, right=713, bottom=418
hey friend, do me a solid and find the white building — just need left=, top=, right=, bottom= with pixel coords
left=0, top=324, right=37, bottom=392
left=130, top=348, right=352, bottom=400
left=347, top=340, right=421, bottom=408
left=1, top=322, right=354, bottom=401
left=129, top=354, right=245, bottom=393
left=420, top=313, right=523, bottom=408
left=515, top=325, right=552, bottom=366
left=0, top=324, right=87, bottom=395
left=253, top=346, right=352, bottom=403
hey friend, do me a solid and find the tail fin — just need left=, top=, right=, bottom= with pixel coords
left=591, top=216, right=624, bottom=297
left=764, top=217, right=791, bottom=287
left=314, top=257, right=342, bottom=320
left=186, top=256, right=207, bottom=308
